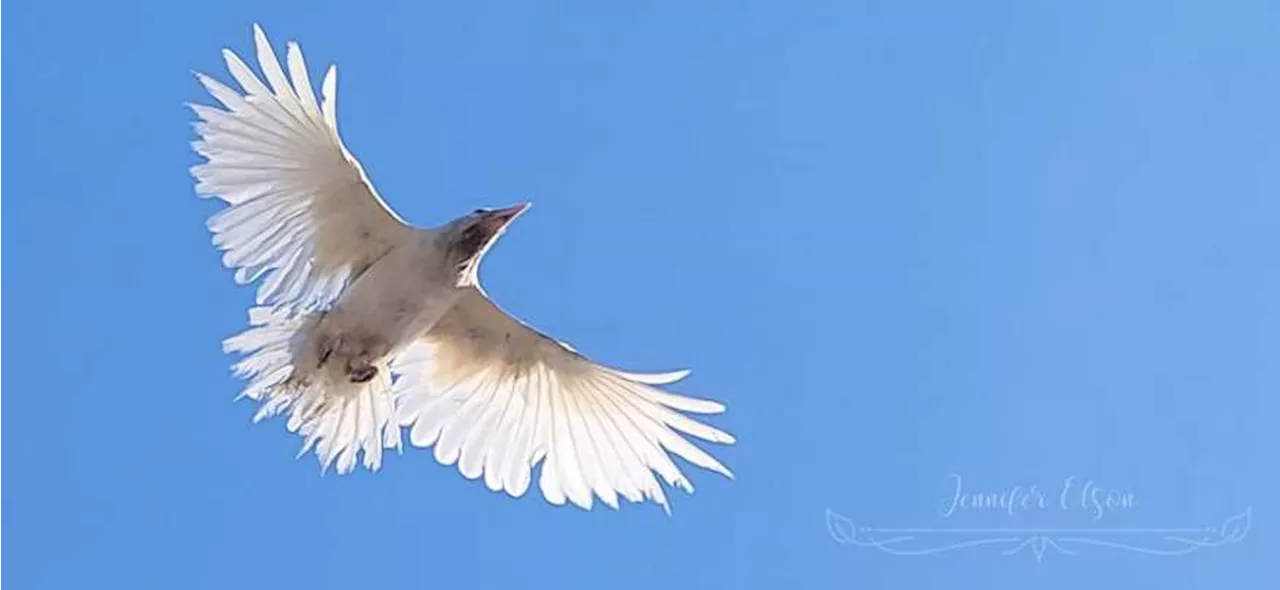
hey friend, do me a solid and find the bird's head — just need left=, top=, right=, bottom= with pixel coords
left=445, top=201, right=531, bottom=287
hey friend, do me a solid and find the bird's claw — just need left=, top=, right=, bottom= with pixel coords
left=347, top=361, right=377, bottom=383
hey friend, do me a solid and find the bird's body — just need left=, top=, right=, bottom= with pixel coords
left=295, top=231, right=458, bottom=387
left=192, top=24, right=734, bottom=512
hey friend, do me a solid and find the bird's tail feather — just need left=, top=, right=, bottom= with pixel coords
left=224, top=306, right=402, bottom=473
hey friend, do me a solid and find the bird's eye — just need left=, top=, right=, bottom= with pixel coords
left=472, top=208, right=488, bottom=216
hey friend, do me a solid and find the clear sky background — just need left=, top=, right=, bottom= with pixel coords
left=4, top=0, right=1277, bottom=587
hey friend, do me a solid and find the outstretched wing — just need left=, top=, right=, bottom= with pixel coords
left=190, top=24, right=410, bottom=310
left=392, top=288, right=735, bottom=513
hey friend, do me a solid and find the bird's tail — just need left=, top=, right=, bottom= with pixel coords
left=223, top=307, right=402, bottom=473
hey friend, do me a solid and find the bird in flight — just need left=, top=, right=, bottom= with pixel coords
left=189, top=24, right=734, bottom=512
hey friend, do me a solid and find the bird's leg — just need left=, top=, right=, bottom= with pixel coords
left=313, top=328, right=384, bottom=384
left=344, top=334, right=384, bottom=383
left=347, top=360, right=378, bottom=383
left=314, top=332, right=338, bottom=370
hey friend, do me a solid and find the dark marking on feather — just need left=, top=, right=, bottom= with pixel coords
left=457, top=225, right=488, bottom=259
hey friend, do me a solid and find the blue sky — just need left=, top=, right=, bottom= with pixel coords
left=4, top=0, right=1277, bottom=587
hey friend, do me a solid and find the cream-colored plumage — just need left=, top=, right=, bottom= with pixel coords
left=192, top=24, right=734, bottom=512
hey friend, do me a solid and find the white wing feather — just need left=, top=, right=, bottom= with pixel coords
left=193, top=25, right=410, bottom=472
left=392, top=288, right=735, bottom=513
left=190, top=24, right=409, bottom=311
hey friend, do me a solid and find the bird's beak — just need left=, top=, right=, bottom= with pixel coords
left=480, top=201, right=531, bottom=234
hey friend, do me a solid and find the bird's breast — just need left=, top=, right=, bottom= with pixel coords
left=326, top=242, right=461, bottom=349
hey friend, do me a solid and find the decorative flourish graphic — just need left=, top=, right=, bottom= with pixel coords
left=826, top=508, right=1252, bottom=563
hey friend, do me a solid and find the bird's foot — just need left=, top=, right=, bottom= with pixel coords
left=347, top=360, right=378, bottom=383
left=316, top=335, right=338, bottom=368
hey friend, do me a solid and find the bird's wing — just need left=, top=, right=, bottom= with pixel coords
left=392, top=287, right=735, bottom=513
left=190, top=24, right=411, bottom=309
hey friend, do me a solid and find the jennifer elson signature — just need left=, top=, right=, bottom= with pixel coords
left=938, top=473, right=1136, bottom=520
